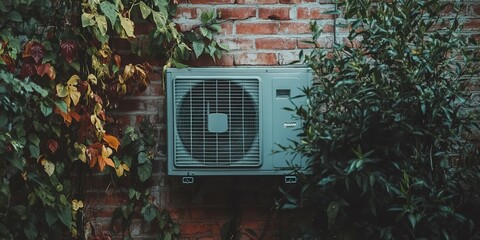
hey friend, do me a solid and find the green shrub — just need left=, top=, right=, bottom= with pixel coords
left=282, top=0, right=480, bottom=239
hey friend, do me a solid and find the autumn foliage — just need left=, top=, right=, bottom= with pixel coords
left=0, top=0, right=224, bottom=239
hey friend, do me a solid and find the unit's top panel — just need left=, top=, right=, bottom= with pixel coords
left=167, top=67, right=312, bottom=75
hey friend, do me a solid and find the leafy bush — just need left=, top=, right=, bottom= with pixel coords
left=0, top=0, right=225, bottom=239
left=282, top=0, right=480, bottom=239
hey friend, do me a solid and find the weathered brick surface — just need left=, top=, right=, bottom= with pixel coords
left=86, top=1, right=480, bottom=239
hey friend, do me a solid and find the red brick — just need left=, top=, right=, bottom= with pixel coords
left=149, top=71, right=163, bottom=82
left=236, top=0, right=278, bottom=4
left=180, top=223, right=214, bottom=235
left=176, top=23, right=195, bottom=32
left=134, top=22, right=155, bottom=35
left=279, top=22, right=311, bottom=34
left=473, top=34, right=480, bottom=43
left=258, top=7, right=291, bottom=20
left=116, top=98, right=145, bottom=112
left=280, top=0, right=315, bottom=3
left=218, top=7, right=256, bottom=20
left=188, top=54, right=235, bottom=66
left=150, top=82, right=165, bottom=96
left=110, top=38, right=130, bottom=51
left=236, top=22, right=279, bottom=35
left=189, top=0, right=234, bottom=4
left=473, top=4, right=480, bottom=15
left=323, top=24, right=335, bottom=33
left=234, top=53, right=278, bottom=65
left=175, top=7, right=198, bottom=19
left=255, top=38, right=297, bottom=49
left=464, top=19, right=480, bottom=30
left=220, top=22, right=234, bottom=34
left=220, top=38, right=255, bottom=51
left=297, top=7, right=335, bottom=19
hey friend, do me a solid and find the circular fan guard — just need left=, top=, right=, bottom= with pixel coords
left=177, top=80, right=258, bottom=164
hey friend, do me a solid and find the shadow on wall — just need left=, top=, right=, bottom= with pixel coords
left=167, top=175, right=300, bottom=239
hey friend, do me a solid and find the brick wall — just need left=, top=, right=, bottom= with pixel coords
left=85, top=1, right=480, bottom=239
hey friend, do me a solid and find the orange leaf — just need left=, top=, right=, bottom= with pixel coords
left=114, top=54, right=121, bottom=68
left=70, top=111, right=81, bottom=122
left=47, top=139, right=58, bottom=153
left=36, top=63, right=56, bottom=80
left=103, top=134, right=120, bottom=151
left=97, top=146, right=115, bottom=171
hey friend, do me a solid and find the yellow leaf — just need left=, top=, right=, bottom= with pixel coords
left=74, top=142, right=87, bottom=163
left=67, top=75, right=80, bottom=85
left=96, top=15, right=108, bottom=36
left=103, top=134, right=120, bottom=151
left=119, top=16, right=135, bottom=38
left=115, top=166, right=124, bottom=177
left=97, top=145, right=115, bottom=171
left=40, top=158, right=55, bottom=176
left=121, top=163, right=130, bottom=171
left=56, top=84, right=68, bottom=97
left=72, top=199, right=84, bottom=211
left=115, top=163, right=130, bottom=177
left=69, top=86, right=81, bottom=106
left=123, top=63, right=134, bottom=80
left=87, top=74, right=97, bottom=85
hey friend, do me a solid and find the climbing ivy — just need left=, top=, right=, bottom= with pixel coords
left=0, top=0, right=226, bottom=239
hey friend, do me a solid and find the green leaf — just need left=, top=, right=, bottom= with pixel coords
left=200, top=11, right=215, bottom=24
left=119, top=16, right=135, bottom=38
left=81, top=13, right=96, bottom=27
left=152, top=11, right=166, bottom=28
left=6, top=10, right=22, bottom=22
left=138, top=151, right=149, bottom=164
left=30, top=82, right=48, bottom=97
left=327, top=201, right=340, bottom=228
left=7, top=156, right=26, bottom=170
left=28, top=133, right=40, bottom=146
left=141, top=204, right=157, bottom=223
left=40, top=101, right=52, bottom=116
left=217, top=42, right=229, bottom=51
left=100, top=1, right=118, bottom=26
left=139, top=1, right=152, bottom=19
left=208, top=23, right=222, bottom=32
left=23, top=220, right=38, bottom=240
left=164, top=232, right=171, bottom=240
left=45, top=207, right=59, bottom=226
left=192, top=41, right=204, bottom=58
left=408, top=214, right=417, bottom=229
left=29, top=144, right=40, bottom=158
left=200, top=27, right=209, bottom=38
left=137, top=161, right=152, bottom=182
left=55, top=100, right=68, bottom=113
left=57, top=205, right=72, bottom=228
left=281, top=203, right=297, bottom=209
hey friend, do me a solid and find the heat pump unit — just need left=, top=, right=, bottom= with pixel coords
left=166, top=68, right=312, bottom=176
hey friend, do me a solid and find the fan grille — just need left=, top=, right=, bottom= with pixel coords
left=174, top=79, right=260, bottom=167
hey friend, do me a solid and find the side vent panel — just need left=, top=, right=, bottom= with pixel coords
left=167, top=68, right=312, bottom=176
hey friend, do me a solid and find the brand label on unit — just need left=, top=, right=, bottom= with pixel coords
left=283, top=121, right=297, bottom=128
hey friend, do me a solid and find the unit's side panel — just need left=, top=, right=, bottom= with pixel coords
left=166, top=70, right=176, bottom=176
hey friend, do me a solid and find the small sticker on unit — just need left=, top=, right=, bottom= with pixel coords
left=283, top=121, right=297, bottom=128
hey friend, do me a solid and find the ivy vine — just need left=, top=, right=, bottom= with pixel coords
left=0, top=0, right=226, bottom=239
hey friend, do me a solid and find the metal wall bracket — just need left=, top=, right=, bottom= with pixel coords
left=182, top=176, right=194, bottom=184
left=284, top=176, right=297, bottom=184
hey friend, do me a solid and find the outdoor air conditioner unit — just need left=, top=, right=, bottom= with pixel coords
left=166, top=67, right=312, bottom=176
